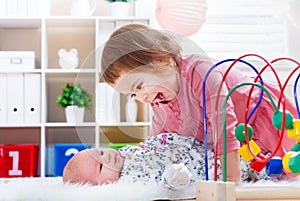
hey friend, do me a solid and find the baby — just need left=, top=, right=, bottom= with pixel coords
left=63, top=133, right=274, bottom=187
left=63, top=133, right=221, bottom=188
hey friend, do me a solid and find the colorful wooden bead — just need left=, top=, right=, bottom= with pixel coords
left=287, top=119, right=300, bottom=141
left=235, top=123, right=253, bottom=142
left=250, top=153, right=267, bottom=172
left=282, top=151, right=294, bottom=173
left=266, top=156, right=283, bottom=177
left=237, top=140, right=261, bottom=162
left=272, top=110, right=294, bottom=130
left=291, top=143, right=300, bottom=152
left=288, top=152, right=300, bottom=173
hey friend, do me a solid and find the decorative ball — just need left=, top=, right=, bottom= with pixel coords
left=155, top=0, right=208, bottom=36
left=234, top=123, right=254, bottom=142
left=272, top=110, right=294, bottom=130
left=58, top=48, right=79, bottom=69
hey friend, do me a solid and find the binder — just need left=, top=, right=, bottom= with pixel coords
left=18, top=0, right=28, bottom=16
left=98, top=83, right=120, bottom=124
left=6, top=0, right=18, bottom=16
left=24, top=73, right=41, bottom=124
left=106, top=84, right=120, bottom=124
left=98, top=21, right=115, bottom=44
left=27, top=0, right=40, bottom=16
left=0, top=73, right=7, bottom=123
left=97, top=82, right=107, bottom=124
left=0, top=0, right=6, bottom=16
left=7, top=73, right=24, bottom=124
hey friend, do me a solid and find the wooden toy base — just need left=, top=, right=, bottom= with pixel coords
left=196, top=180, right=300, bottom=201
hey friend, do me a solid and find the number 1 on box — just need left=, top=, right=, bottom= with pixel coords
left=8, top=151, right=22, bottom=176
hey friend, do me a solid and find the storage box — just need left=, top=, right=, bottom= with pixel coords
left=0, top=51, right=35, bottom=70
left=54, top=144, right=91, bottom=176
left=0, top=144, right=39, bottom=177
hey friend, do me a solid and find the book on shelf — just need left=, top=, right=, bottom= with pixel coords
left=98, top=82, right=120, bottom=125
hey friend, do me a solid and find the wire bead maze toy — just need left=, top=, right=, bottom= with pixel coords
left=202, top=53, right=300, bottom=182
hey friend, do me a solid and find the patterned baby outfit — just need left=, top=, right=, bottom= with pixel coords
left=118, top=133, right=221, bottom=186
left=118, top=133, right=275, bottom=187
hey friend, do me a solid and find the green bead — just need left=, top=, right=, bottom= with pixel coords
left=291, top=143, right=300, bottom=152
left=289, top=152, right=300, bottom=173
left=235, top=123, right=254, bottom=142
left=272, top=110, right=294, bottom=130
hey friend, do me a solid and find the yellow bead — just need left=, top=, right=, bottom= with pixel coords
left=238, top=140, right=261, bottom=162
left=282, top=151, right=294, bottom=173
left=287, top=119, right=300, bottom=139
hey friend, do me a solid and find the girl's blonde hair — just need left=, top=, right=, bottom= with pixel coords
left=101, top=24, right=182, bottom=85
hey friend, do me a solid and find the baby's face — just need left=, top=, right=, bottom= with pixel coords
left=72, top=148, right=125, bottom=185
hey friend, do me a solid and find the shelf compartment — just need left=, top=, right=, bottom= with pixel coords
left=45, top=18, right=96, bottom=69
left=0, top=20, right=42, bottom=69
left=0, top=127, right=40, bottom=144
left=46, top=73, right=95, bottom=123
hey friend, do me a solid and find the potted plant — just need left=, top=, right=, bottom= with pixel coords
left=106, top=0, right=132, bottom=17
left=56, top=83, right=92, bottom=123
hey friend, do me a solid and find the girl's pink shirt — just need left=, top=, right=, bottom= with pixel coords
left=149, top=54, right=297, bottom=156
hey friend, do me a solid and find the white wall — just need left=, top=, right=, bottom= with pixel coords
left=50, top=0, right=135, bottom=16
left=286, top=0, right=300, bottom=61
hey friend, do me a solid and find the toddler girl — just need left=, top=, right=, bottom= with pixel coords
left=100, top=24, right=298, bottom=184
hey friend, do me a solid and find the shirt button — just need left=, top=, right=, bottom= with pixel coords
left=174, top=112, right=180, bottom=117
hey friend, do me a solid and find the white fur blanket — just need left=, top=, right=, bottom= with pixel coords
left=0, top=177, right=196, bottom=201
left=1, top=177, right=300, bottom=201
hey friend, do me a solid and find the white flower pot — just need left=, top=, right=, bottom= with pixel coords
left=65, top=105, right=85, bottom=124
left=110, top=2, right=129, bottom=17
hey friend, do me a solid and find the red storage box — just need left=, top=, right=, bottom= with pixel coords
left=0, top=144, right=39, bottom=177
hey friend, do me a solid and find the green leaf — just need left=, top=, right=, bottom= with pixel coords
left=56, top=82, right=92, bottom=110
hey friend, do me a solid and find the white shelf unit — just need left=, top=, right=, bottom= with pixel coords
left=0, top=16, right=151, bottom=177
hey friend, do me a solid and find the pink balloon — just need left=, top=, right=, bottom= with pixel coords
left=155, top=0, right=208, bottom=36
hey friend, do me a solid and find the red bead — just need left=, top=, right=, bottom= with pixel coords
left=250, top=153, right=267, bottom=172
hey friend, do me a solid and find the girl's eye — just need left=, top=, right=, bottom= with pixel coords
left=131, top=94, right=136, bottom=98
left=136, top=82, right=143, bottom=90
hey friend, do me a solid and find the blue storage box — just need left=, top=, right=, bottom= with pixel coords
left=54, top=144, right=91, bottom=176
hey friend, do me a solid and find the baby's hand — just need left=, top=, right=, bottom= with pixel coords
left=162, top=163, right=192, bottom=189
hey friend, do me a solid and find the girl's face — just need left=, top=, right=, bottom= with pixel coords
left=113, top=62, right=180, bottom=104
left=73, top=148, right=125, bottom=185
